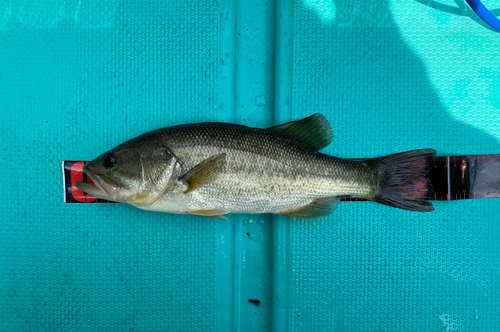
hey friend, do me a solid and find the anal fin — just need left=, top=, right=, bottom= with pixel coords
left=189, top=209, right=229, bottom=219
left=276, top=197, right=340, bottom=219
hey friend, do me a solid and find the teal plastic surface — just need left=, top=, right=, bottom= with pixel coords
left=1, top=1, right=499, bottom=331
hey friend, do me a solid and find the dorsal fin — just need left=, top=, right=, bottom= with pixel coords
left=268, top=113, right=333, bottom=151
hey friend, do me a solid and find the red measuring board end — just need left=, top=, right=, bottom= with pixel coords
left=63, top=161, right=115, bottom=204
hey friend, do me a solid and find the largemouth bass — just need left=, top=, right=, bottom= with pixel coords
left=77, top=114, right=436, bottom=218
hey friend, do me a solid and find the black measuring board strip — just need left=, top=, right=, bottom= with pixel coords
left=342, top=155, right=500, bottom=202
left=64, top=155, right=500, bottom=204
left=427, top=155, right=500, bottom=200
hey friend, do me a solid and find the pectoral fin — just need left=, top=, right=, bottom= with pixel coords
left=189, top=209, right=229, bottom=219
left=276, top=197, right=340, bottom=219
left=180, top=153, right=226, bottom=193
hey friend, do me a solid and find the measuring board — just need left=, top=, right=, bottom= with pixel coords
left=63, top=155, right=500, bottom=204
left=343, top=154, right=500, bottom=202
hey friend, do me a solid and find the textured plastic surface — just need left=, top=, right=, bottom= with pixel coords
left=1, top=1, right=499, bottom=331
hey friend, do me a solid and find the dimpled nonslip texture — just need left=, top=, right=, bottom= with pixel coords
left=1, top=0, right=499, bottom=331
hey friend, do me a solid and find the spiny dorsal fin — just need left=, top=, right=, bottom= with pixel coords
left=268, top=113, right=333, bottom=151
left=180, top=153, right=226, bottom=193
left=276, top=197, right=339, bottom=219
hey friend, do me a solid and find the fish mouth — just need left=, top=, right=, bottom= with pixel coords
left=76, top=181, right=109, bottom=199
left=76, top=168, right=113, bottom=200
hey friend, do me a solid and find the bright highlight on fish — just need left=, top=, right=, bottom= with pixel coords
left=77, top=114, right=436, bottom=219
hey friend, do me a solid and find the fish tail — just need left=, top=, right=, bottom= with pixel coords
left=371, top=148, right=436, bottom=212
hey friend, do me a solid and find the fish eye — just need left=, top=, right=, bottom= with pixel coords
left=101, top=152, right=116, bottom=169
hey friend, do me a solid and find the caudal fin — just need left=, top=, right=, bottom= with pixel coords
left=372, top=148, right=436, bottom=212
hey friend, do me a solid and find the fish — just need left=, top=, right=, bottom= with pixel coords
left=76, top=114, right=436, bottom=219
